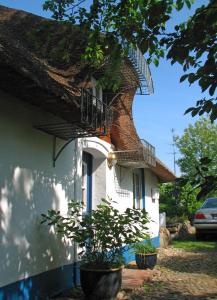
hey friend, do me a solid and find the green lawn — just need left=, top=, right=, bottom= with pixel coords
left=171, top=237, right=217, bottom=251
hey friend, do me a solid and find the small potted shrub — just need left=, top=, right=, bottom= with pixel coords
left=133, top=239, right=157, bottom=270
left=41, top=199, right=149, bottom=300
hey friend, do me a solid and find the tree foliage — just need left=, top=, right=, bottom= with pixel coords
left=175, top=118, right=217, bottom=199
left=175, top=118, right=217, bottom=179
left=165, top=1, right=217, bottom=121
left=159, top=182, right=201, bottom=220
left=43, top=0, right=192, bottom=64
left=43, top=0, right=217, bottom=119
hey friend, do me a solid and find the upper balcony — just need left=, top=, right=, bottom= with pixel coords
left=119, top=45, right=154, bottom=95
left=127, top=47, right=154, bottom=95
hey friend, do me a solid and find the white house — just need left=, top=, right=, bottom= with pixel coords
left=0, top=5, right=175, bottom=299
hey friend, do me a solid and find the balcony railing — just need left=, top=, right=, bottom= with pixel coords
left=80, top=88, right=110, bottom=134
left=113, top=138, right=156, bottom=168
left=140, top=139, right=156, bottom=167
left=128, top=47, right=154, bottom=95
left=34, top=88, right=111, bottom=140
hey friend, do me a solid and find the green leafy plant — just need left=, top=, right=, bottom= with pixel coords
left=41, top=199, right=149, bottom=269
left=132, top=239, right=157, bottom=255
left=159, top=182, right=202, bottom=219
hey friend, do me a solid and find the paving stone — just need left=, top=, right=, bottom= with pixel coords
left=121, top=268, right=154, bottom=290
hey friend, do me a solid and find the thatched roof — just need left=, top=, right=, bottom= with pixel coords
left=0, top=5, right=140, bottom=135
left=0, top=5, right=175, bottom=181
left=0, top=6, right=87, bottom=128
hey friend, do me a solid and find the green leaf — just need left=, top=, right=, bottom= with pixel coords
left=176, top=0, right=184, bottom=11
left=184, top=107, right=194, bottom=115
left=209, top=84, right=216, bottom=96
left=191, top=107, right=200, bottom=117
left=153, top=58, right=159, bottom=67
left=185, top=0, right=192, bottom=9
left=180, top=74, right=189, bottom=82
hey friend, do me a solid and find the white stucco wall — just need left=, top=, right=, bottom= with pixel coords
left=108, top=165, right=159, bottom=238
left=82, top=137, right=160, bottom=239
left=107, top=165, right=134, bottom=211
left=0, top=90, right=82, bottom=288
left=0, top=90, right=160, bottom=288
left=144, top=169, right=160, bottom=237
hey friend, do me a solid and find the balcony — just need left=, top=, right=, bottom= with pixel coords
left=34, top=88, right=111, bottom=140
left=127, top=47, right=154, bottom=95
left=113, top=139, right=156, bottom=168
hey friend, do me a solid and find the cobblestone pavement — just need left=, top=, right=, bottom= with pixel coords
left=128, top=247, right=217, bottom=300
left=53, top=246, right=217, bottom=300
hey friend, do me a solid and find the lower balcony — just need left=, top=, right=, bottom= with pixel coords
left=34, top=88, right=111, bottom=140
left=112, top=139, right=156, bottom=168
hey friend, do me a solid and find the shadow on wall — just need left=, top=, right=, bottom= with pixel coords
left=0, top=90, right=82, bottom=298
left=0, top=160, right=76, bottom=298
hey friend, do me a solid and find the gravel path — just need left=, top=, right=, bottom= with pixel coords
left=128, top=247, right=217, bottom=300
left=53, top=246, right=217, bottom=300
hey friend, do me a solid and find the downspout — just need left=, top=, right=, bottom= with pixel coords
left=73, top=138, right=79, bottom=285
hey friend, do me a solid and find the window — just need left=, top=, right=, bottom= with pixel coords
left=133, top=170, right=142, bottom=209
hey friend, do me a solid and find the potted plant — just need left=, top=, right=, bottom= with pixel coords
left=41, top=199, right=149, bottom=300
left=133, top=239, right=157, bottom=270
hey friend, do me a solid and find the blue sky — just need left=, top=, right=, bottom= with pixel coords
left=1, top=0, right=209, bottom=175
left=134, top=0, right=208, bottom=176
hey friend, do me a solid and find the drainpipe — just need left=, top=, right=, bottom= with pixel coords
left=73, top=138, right=79, bottom=285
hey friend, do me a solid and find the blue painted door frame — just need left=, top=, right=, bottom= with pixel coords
left=82, top=151, right=92, bottom=212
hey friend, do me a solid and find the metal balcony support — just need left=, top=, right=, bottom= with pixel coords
left=52, top=136, right=75, bottom=167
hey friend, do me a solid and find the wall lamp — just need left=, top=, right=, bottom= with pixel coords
left=107, top=152, right=117, bottom=169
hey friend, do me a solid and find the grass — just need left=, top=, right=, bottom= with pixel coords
left=171, top=236, right=217, bottom=251
left=142, top=283, right=152, bottom=292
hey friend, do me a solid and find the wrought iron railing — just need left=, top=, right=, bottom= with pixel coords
left=140, top=139, right=156, bottom=167
left=128, top=47, right=154, bottom=95
left=34, top=88, right=111, bottom=140
left=80, top=88, right=111, bottom=135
